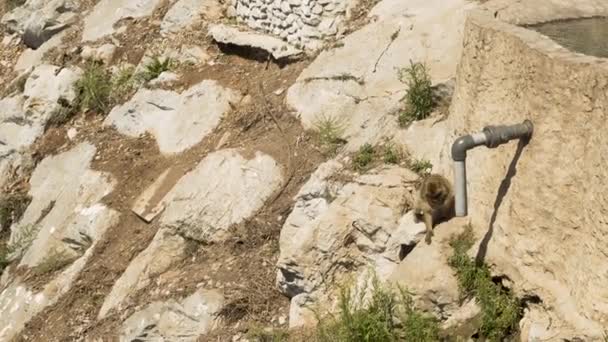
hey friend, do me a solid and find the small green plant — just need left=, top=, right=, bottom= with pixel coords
left=0, top=193, right=32, bottom=231
left=0, top=244, right=10, bottom=274
left=47, top=98, right=76, bottom=128
left=110, top=65, right=137, bottom=103
left=398, top=61, right=434, bottom=127
left=246, top=325, right=289, bottom=342
left=313, top=115, right=347, bottom=155
left=383, top=143, right=402, bottom=164
left=32, top=249, right=73, bottom=275
left=9, top=223, right=40, bottom=259
left=139, top=56, right=172, bottom=82
left=74, top=62, right=112, bottom=114
left=409, top=158, right=433, bottom=175
left=353, top=143, right=375, bottom=171
left=449, top=225, right=523, bottom=340
left=316, top=276, right=439, bottom=342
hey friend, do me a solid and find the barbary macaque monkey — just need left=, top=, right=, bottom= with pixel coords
left=413, top=174, right=455, bottom=244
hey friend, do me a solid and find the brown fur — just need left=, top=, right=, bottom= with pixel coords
left=413, top=174, right=455, bottom=244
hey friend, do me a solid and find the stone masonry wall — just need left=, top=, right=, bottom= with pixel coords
left=225, top=0, right=355, bottom=49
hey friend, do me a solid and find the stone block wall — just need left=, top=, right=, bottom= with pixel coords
left=225, top=0, right=354, bottom=49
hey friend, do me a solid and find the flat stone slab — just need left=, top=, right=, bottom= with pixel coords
left=208, top=24, right=303, bottom=60
left=98, top=229, right=186, bottom=319
left=160, top=149, right=283, bottom=242
left=82, top=0, right=164, bottom=42
left=121, top=289, right=224, bottom=341
left=161, top=0, right=221, bottom=36
left=104, top=80, right=241, bottom=154
left=132, top=168, right=174, bottom=222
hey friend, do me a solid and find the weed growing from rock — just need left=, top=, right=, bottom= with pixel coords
left=32, top=249, right=74, bottom=275
left=110, top=65, right=137, bottom=103
left=383, top=142, right=402, bottom=164
left=316, top=276, right=439, bottom=341
left=139, top=56, right=173, bottom=82
left=0, top=223, right=41, bottom=273
left=74, top=62, right=113, bottom=114
left=449, top=225, right=523, bottom=340
left=46, top=98, right=76, bottom=129
left=0, top=193, right=32, bottom=231
left=398, top=61, right=434, bottom=127
left=313, top=115, right=347, bottom=156
left=409, top=158, right=433, bottom=175
left=353, top=143, right=375, bottom=171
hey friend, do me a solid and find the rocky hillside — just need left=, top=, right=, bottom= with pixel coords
left=1, top=0, right=608, bottom=341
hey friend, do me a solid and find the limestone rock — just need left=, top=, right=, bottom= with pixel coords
left=15, top=31, right=66, bottom=71
left=0, top=143, right=119, bottom=340
left=208, top=24, right=303, bottom=59
left=98, top=229, right=186, bottom=319
left=148, top=71, right=180, bottom=86
left=82, top=0, right=164, bottom=42
left=286, top=0, right=475, bottom=151
left=161, top=0, right=222, bottom=35
left=276, top=164, right=419, bottom=326
left=121, top=289, right=224, bottom=341
left=0, top=65, right=81, bottom=152
left=389, top=221, right=467, bottom=320
left=104, top=80, right=241, bottom=154
left=1, top=0, right=77, bottom=48
left=14, top=143, right=118, bottom=267
left=81, top=44, right=117, bottom=64
left=160, top=149, right=283, bottom=242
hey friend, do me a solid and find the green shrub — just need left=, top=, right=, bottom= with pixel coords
left=449, top=225, right=522, bottom=340
left=74, top=62, right=113, bottom=114
left=409, top=158, right=433, bottom=175
left=139, top=56, right=172, bottom=82
left=383, top=143, right=402, bottom=164
left=313, top=115, right=346, bottom=156
left=398, top=61, right=434, bottom=127
left=353, top=143, right=375, bottom=171
left=316, top=277, right=439, bottom=342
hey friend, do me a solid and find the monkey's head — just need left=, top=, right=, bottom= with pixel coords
left=424, top=177, right=450, bottom=207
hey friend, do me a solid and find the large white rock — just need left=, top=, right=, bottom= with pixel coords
left=1, top=0, right=77, bottom=48
left=161, top=0, right=221, bottom=36
left=160, top=149, right=283, bottom=242
left=208, top=24, right=303, bottom=59
left=13, top=143, right=118, bottom=267
left=286, top=0, right=476, bottom=151
left=104, top=80, right=241, bottom=154
left=99, top=149, right=282, bottom=317
left=98, top=229, right=186, bottom=319
left=0, top=143, right=119, bottom=341
left=82, top=0, right=164, bottom=42
left=276, top=163, right=419, bottom=327
left=0, top=64, right=80, bottom=151
left=121, top=289, right=224, bottom=341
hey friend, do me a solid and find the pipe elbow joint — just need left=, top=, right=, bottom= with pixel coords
left=451, top=135, right=475, bottom=162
